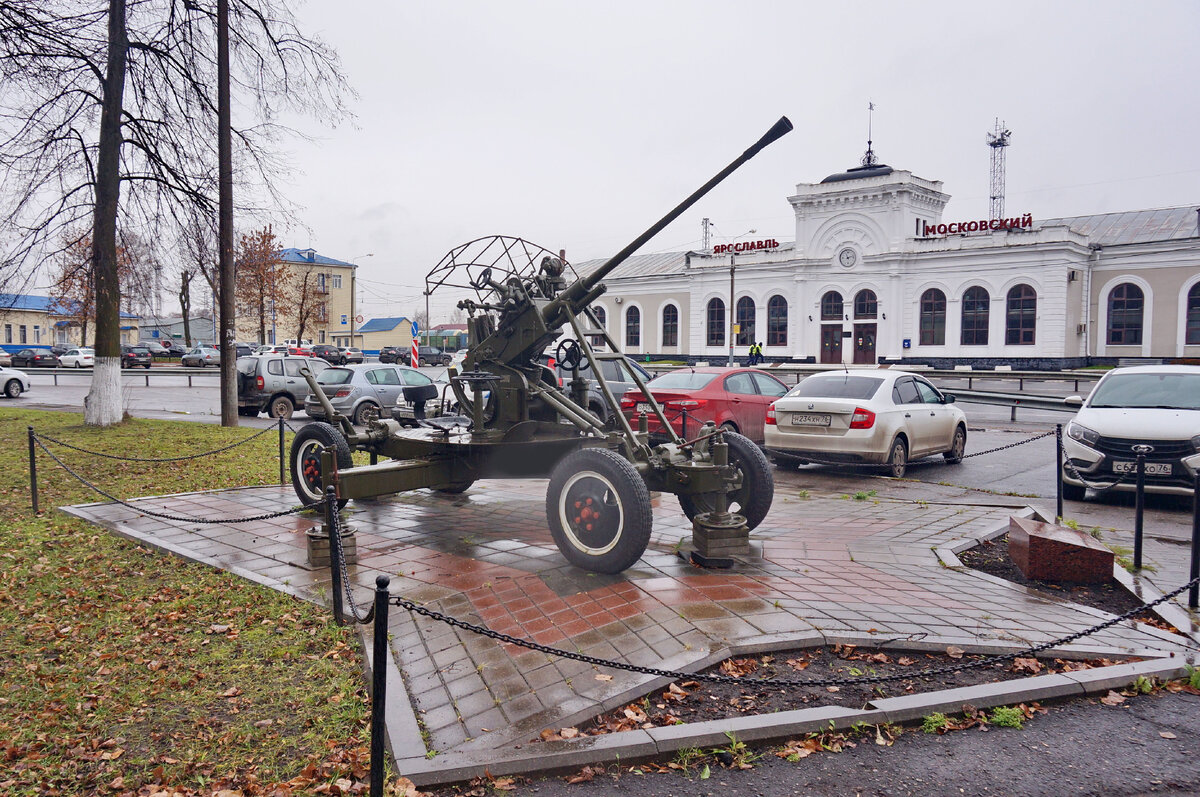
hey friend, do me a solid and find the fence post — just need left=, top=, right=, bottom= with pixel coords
left=1133, top=452, right=1146, bottom=570
left=370, top=575, right=390, bottom=797
left=278, top=417, right=285, bottom=484
left=27, top=426, right=38, bottom=514
left=325, top=483, right=345, bottom=625
left=1189, top=473, right=1199, bottom=610
left=1055, top=423, right=1063, bottom=522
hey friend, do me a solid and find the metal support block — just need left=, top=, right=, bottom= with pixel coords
left=307, top=523, right=358, bottom=568
left=687, top=510, right=749, bottom=568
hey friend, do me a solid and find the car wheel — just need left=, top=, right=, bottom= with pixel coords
left=4, top=379, right=21, bottom=399
left=943, top=426, right=966, bottom=463
left=719, top=420, right=738, bottom=434
left=144, top=363, right=151, bottom=369
left=268, top=395, right=294, bottom=419
left=353, top=402, right=379, bottom=425
left=290, top=422, right=352, bottom=507
left=546, top=447, right=652, bottom=574
left=1062, top=480, right=1087, bottom=502
left=677, top=431, right=774, bottom=530
left=887, top=437, right=908, bottom=478
left=237, top=407, right=258, bottom=417
left=418, top=358, right=427, bottom=367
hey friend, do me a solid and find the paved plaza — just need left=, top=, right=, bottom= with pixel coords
left=64, top=470, right=1200, bottom=786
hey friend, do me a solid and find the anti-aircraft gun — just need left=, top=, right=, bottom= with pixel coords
left=291, top=116, right=793, bottom=573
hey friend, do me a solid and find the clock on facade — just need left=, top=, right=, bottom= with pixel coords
left=837, top=247, right=858, bottom=268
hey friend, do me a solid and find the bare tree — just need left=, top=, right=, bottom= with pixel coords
left=234, top=224, right=291, bottom=345
left=0, top=1, right=351, bottom=425
left=292, top=269, right=321, bottom=344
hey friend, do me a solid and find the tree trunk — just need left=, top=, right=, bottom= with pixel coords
left=217, top=0, right=237, bottom=426
left=85, top=0, right=128, bottom=427
left=180, top=270, right=192, bottom=347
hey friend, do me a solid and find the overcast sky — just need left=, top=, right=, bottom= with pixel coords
left=269, top=0, right=1198, bottom=322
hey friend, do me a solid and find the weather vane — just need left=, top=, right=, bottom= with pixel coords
left=861, top=101, right=878, bottom=168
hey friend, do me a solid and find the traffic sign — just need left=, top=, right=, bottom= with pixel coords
left=411, top=320, right=419, bottom=336
left=355, top=315, right=364, bottom=323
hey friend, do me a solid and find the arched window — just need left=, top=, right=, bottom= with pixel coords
left=1005, top=284, right=1037, bottom=345
left=961, top=286, right=990, bottom=346
left=706, top=298, right=725, bottom=347
left=592, top=306, right=606, bottom=330
left=919, top=288, right=946, bottom=345
left=625, top=306, right=640, bottom=347
left=661, top=304, right=678, bottom=348
left=853, top=289, right=877, bottom=319
left=767, top=295, right=788, bottom=346
left=1188, top=284, right=1200, bottom=345
left=820, top=291, right=843, bottom=320
left=1107, top=283, right=1143, bottom=345
left=735, top=297, right=755, bottom=346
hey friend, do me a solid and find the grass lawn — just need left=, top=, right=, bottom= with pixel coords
left=0, top=409, right=373, bottom=795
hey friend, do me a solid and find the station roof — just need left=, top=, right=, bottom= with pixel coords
left=1037, top=206, right=1198, bottom=246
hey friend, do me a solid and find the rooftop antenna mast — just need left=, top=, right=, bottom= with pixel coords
left=702, top=217, right=713, bottom=251
left=987, top=118, right=1012, bottom=221
left=861, top=101, right=878, bottom=167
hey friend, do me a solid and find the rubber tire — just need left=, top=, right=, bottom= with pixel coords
left=546, top=447, right=652, bottom=574
left=4, top=379, right=21, bottom=398
left=418, top=358, right=427, bottom=367
left=677, top=431, right=774, bottom=531
left=268, top=395, right=294, bottom=419
left=145, top=363, right=151, bottom=369
left=353, top=402, right=379, bottom=426
left=237, top=406, right=258, bottom=417
left=1062, top=480, right=1087, bottom=502
left=943, top=425, right=966, bottom=463
left=290, top=422, right=352, bottom=507
left=887, top=437, right=908, bottom=478
left=436, top=481, right=475, bottom=494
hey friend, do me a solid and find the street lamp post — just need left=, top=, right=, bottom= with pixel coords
left=725, top=229, right=755, bottom=367
left=350, top=253, right=373, bottom=347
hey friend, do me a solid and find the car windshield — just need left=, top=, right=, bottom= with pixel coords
left=788, top=374, right=884, bottom=400
left=1088, top=372, right=1200, bottom=411
left=648, top=371, right=718, bottom=390
left=317, top=368, right=353, bottom=385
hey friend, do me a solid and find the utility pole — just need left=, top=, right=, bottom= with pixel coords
left=727, top=254, right=735, bottom=366
left=217, top=0, right=236, bottom=426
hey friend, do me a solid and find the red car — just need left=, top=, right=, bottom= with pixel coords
left=619, top=366, right=788, bottom=443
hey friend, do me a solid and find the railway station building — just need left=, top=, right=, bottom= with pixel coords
left=576, top=155, right=1200, bottom=369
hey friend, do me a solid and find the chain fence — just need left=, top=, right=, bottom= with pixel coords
left=765, top=429, right=1055, bottom=473
left=31, top=433, right=318, bottom=524
left=34, top=422, right=277, bottom=463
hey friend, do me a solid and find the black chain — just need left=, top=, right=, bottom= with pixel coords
left=766, top=430, right=1053, bottom=472
left=329, top=503, right=374, bottom=624
left=34, top=436, right=321, bottom=524
left=35, top=424, right=277, bottom=463
left=387, top=574, right=1198, bottom=688
left=1062, top=456, right=1131, bottom=493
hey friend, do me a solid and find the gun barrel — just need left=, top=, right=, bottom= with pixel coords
left=582, top=116, right=792, bottom=293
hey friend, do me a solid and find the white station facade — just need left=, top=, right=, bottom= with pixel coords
left=576, top=155, right=1200, bottom=368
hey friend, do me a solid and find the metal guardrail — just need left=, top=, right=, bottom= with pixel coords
left=947, top=388, right=1077, bottom=419
left=23, top=366, right=222, bottom=387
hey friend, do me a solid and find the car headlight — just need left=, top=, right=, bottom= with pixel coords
left=1066, top=421, right=1100, bottom=447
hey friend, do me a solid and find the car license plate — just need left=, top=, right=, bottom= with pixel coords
left=1113, top=460, right=1172, bottom=475
left=636, top=402, right=652, bottom=414
left=791, top=413, right=831, bottom=427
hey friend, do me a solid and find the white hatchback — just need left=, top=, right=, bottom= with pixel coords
left=763, top=369, right=967, bottom=477
left=1062, top=365, right=1200, bottom=499
left=60, top=347, right=95, bottom=368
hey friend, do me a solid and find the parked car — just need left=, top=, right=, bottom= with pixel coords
left=311, top=344, right=347, bottom=365
left=619, top=366, right=787, bottom=444
left=552, top=354, right=651, bottom=425
left=181, top=346, right=221, bottom=367
left=50, top=344, right=71, bottom=357
left=417, top=346, right=451, bottom=367
left=304, top=363, right=437, bottom=425
left=11, top=348, right=60, bottom=368
left=120, top=345, right=153, bottom=369
left=0, top=350, right=12, bottom=367
left=378, top=345, right=404, bottom=364
left=257, top=344, right=288, bottom=355
left=236, top=354, right=330, bottom=418
left=140, top=340, right=173, bottom=357
left=1061, top=365, right=1200, bottom=500
left=762, top=369, right=967, bottom=477
left=341, top=347, right=365, bottom=364
left=1, top=365, right=31, bottom=398
left=60, top=347, right=95, bottom=368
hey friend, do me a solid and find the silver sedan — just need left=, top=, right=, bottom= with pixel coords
left=763, top=369, right=967, bottom=477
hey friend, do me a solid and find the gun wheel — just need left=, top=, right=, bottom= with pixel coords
left=547, top=448, right=651, bottom=574
left=678, top=431, right=774, bottom=530
left=290, top=422, right=352, bottom=507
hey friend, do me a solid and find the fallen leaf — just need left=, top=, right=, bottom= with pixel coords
left=897, top=656, right=916, bottom=666
left=594, top=674, right=612, bottom=682
left=787, top=658, right=810, bottom=671
left=390, top=776, right=427, bottom=797
left=1100, top=691, right=1126, bottom=706
left=826, top=686, right=840, bottom=693
left=564, top=766, right=597, bottom=784
left=945, top=646, right=965, bottom=659
left=1160, top=731, right=1177, bottom=739
left=559, top=727, right=579, bottom=739
left=1013, top=657, right=1043, bottom=674
left=491, top=777, right=516, bottom=791
left=221, top=687, right=243, bottom=698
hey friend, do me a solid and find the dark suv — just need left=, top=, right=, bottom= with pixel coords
left=416, top=346, right=450, bottom=366
left=378, top=345, right=404, bottom=364
left=311, top=344, right=347, bottom=365
left=120, top=345, right=153, bottom=369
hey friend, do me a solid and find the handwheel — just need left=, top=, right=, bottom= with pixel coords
left=554, top=339, right=590, bottom=372
left=546, top=448, right=652, bottom=573
left=470, top=266, right=494, bottom=291
left=290, top=422, right=352, bottom=507
left=678, top=431, right=774, bottom=530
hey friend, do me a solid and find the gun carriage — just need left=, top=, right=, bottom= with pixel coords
left=290, top=117, right=793, bottom=573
